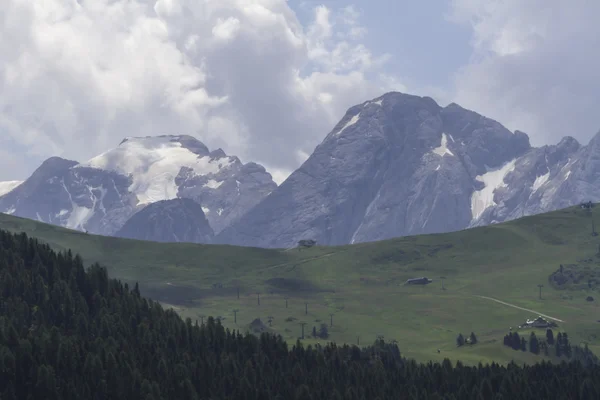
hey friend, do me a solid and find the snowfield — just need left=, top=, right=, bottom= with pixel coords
left=470, top=159, right=517, bottom=220
left=80, top=136, right=232, bottom=205
left=432, top=133, right=454, bottom=157
left=336, top=113, right=360, bottom=135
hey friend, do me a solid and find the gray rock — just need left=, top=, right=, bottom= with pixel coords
left=115, top=198, right=214, bottom=243
left=215, top=91, right=595, bottom=248
left=0, top=157, right=138, bottom=233
left=5, top=93, right=600, bottom=248
left=0, top=135, right=276, bottom=237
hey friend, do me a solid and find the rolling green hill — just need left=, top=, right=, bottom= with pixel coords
left=2, top=205, right=600, bottom=365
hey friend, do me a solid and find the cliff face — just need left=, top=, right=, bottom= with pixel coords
left=115, top=198, right=214, bottom=244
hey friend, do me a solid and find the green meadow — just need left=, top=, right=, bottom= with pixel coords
left=2, top=204, right=600, bottom=365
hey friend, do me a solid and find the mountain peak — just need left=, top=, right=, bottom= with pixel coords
left=217, top=92, right=535, bottom=248
left=586, top=129, right=600, bottom=147
left=82, top=135, right=236, bottom=206
left=556, top=136, right=580, bottom=151
left=115, top=198, right=214, bottom=243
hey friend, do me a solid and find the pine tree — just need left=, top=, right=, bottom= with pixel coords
left=456, top=333, right=465, bottom=347
left=480, top=378, right=494, bottom=400
left=546, top=328, right=554, bottom=345
left=580, top=377, right=598, bottom=400
left=469, top=332, right=478, bottom=345
left=511, top=332, right=521, bottom=351
left=318, top=324, right=328, bottom=339
left=529, top=332, right=539, bottom=355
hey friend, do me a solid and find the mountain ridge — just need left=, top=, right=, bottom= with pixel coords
left=0, top=135, right=276, bottom=237
left=215, top=91, right=597, bottom=248
left=3, top=91, right=599, bottom=247
left=115, top=197, right=214, bottom=243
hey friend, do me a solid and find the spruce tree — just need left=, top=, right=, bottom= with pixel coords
left=546, top=329, right=554, bottom=345
left=480, top=378, right=494, bottom=400
left=469, top=332, right=478, bottom=345
left=529, top=333, right=539, bottom=355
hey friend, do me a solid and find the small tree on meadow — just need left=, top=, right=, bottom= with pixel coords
left=456, top=333, right=465, bottom=347
left=529, top=332, right=540, bottom=354
left=546, top=329, right=555, bottom=345
left=469, top=332, right=478, bottom=345
left=510, top=332, right=521, bottom=350
left=318, top=323, right=329, bottom=339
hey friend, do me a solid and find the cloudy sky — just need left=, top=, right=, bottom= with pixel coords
left=1, top=0, right=599, bottom=184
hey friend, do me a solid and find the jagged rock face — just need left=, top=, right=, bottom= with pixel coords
left=216, top=92, right=532, bottom=248
left=216, top=92, right=600, bottom=248
left=115, top=198, right=214, bottom=243
left=470, top=136, right=582, bottom=225
left=0, top=156, right=140, bottom=234
left=0, top=135, right=276, bottom=236
left=3, top=94, right=599, bottom=249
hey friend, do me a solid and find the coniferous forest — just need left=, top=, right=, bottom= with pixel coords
left=2, top=230, right=600, bottom=400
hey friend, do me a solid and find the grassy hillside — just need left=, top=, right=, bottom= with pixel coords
left=2, top=205, right=600, bottom=366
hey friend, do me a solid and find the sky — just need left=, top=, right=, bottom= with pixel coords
left=1, top=0, right=599, bottom=184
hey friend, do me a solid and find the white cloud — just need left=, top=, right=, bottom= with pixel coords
left=212, top=17, right=241, bottom=41
left=0, top=0, right=399, bottom=182
left=447, top=0, right=600, bottom=146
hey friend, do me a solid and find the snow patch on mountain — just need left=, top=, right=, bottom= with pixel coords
left=204, top=179, right=223, bottom=189
left=470, top=159, right=517, bottom=220
left=0, top=181, right=23, bottom=196
left=66, top=205, right=93, bottom=230
left=80, top=136, right=233, bottom=205
left=364, top=99, right=383, bottom=107
left=336, top=113, right=360, bottom=135
left=532, top=171, right=550, bottom=192
left=432, top=133, right=454, bottom=157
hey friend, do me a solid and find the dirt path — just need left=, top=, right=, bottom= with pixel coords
left=264, top=250, right=341, bottom=271
left=474, top=295, right=565, bottom=323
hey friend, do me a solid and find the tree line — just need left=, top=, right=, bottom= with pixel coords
left=503, top=329, right=598, bottom=366
left=1, top=229, right=600, bottom=399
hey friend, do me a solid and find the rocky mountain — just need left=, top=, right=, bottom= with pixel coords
left=216, top=91, right=597, bottom=248
left=115, top=198, right=214, bottom=243
left=0, top=135, right=276, bottom=236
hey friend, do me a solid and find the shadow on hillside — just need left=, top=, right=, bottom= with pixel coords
left=141, top=283, right=245, bottom=306
left=265, top=277, right=333, bottom=293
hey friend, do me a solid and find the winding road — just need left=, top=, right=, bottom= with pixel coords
left=474, top=295, right=565, bottom=323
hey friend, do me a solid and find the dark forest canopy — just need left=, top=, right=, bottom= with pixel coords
left=1, top=230, right=600, bottom=400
